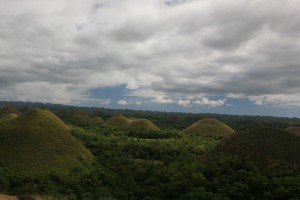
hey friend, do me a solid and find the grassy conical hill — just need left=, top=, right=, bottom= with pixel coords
left=218, top=127, right=300, bottom=164
left=0, top=113, right=19, bottom=126
left=105, top=114, right=131, bottom=127
left=0, top=109, right=94, bottom=175
left=285, top=126, right=300, bottom=137
left=71, top=113, right=89, bottom=124
left=184, top=118, right=235, bottom=137
left=0, top=105, right=21, bottom=117
left=128, top=119, right=160, bottom=131
left=90, top=117, right=104, bottom=125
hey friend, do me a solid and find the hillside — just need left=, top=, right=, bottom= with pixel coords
left=128, top=119, right=160, bottom=131
left=0, top=109, right=94, bottom=175
left=184, top=118, right=235, bottom=137
left=218, top=127, right=300, bottom=164
left=0, top=113, right=19, bottom=126
left=105, top=114, right=132, bottom=127
left=285, top=126, right=300, bottom=137
left=2, top=101, right=300, bottom=131
left=90, top=116, right=104, bottom=125
left=105, top=114, right=161, bottom=131
left=0, top=105, right=21, bottom=117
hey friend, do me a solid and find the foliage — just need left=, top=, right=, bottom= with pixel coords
left=0, top=102, right=299, bottom=199
left=218, top=127, right=300, bottom=164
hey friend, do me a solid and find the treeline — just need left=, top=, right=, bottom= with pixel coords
left=1, top=101, right=300, bottom=130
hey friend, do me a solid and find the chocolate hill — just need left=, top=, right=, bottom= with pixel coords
left=0, top=109, right=94, bottom=175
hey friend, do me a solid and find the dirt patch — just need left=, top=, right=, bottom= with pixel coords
left=0, top=194, right=17, bottom=200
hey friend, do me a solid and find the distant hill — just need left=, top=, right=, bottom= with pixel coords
left=1, top=101, right=300, bottom=131
left=128, top=119, right=160, bottom=131
left=285, top=126, right=300, bottom=137
left=217, top=127, right=300, bottom=164
left=71, top=113, right=89, bottom=124
left=0, top=113, right=19, bottom=126
left=0, top=105, right=21, bottom=117
left=184, top=118, right=235, bottom=137
left=0, top=109, right=94, bottom=175
left=105, top=114, right=160, bottom=131
left=105, top=114, right=131, bottom=127
left=89, top=117, right=104, bottom=125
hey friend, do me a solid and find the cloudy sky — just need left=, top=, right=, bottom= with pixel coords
left=1, top=0, right=300, bottom=117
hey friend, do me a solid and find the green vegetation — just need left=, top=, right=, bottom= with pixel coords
left=286, top=126, right=300, bottom=136
left=184, top=118, right=235, bottom=137
left=0, top=113, right=19, bottom=126
left=0, top=105, right=21, bottom=126
left=0, top=105, right=21, bottom=117
left=218, top=127, right=300, bottom=164
left=0, top=102, right=299, bottom=199
left=1, top=124, right=299, bottom=200
left=0, top=109, right=94, bottom=175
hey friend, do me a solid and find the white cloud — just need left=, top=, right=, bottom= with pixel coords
left=177, top=99, right=191, bottom=107
left=116, top=99, right=142, bottom=106
left=249, top=94, right=300, bottom=107
left=193, top=98, right=226, bottom=107
left=152, top=96, right=174, bottom=104
left=117, top=100, right=128, bottom=105
left=126, top=79, right=140, bottom=90
left=0, top=0, right=300, bottom=108
left=135, top=101, right=142, bottom=105
left=99, top=98, right=111, bottom=106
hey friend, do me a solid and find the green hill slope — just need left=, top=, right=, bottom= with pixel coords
left=90, top=117, right=104, bottom=125
left=0, top=105, right=21, bottom=117
left=184, top=118, right=235, bottom=137
left=0, top=113, right=19, bottom=126
left=105, top=114, right=160, bottom=131
left=128, top=119, right=160, bottom=131
left=105, top=114, right=131, bottom=127
left=218, top=127, right=300, bottom=164
left=0, top=109, right=94, bottom=175
left=285, top=126, right=300, bottom=137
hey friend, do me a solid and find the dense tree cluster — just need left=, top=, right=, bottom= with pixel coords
left=0, top=125, right=299, bottom=200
